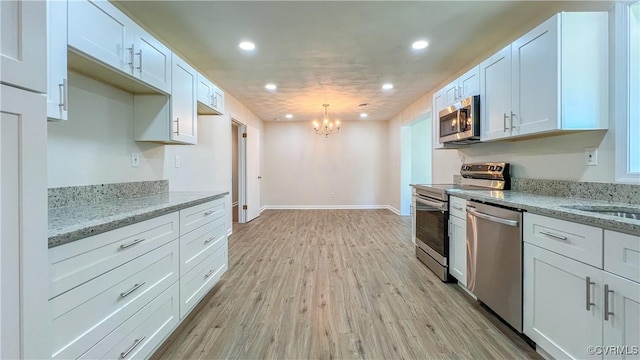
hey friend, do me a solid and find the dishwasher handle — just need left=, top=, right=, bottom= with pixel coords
left=467, top=207, right=519, bottom=227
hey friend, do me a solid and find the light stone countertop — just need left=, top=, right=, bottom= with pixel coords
left=48, top=191, right=228, bottom=248
left=447, top=189, right=640, bottom=236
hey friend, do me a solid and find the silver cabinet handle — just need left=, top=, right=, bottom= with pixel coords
left=454, top=87, right=458, bottom=101
left=174, top=118, right=180, bottom=135
left=120, top=238, right=145, bottom=249
left=452, top=205, right=464, bottom=211
left=204, top=269, right=214, bottom=278
left=135, top=49, right=143, bottom=72
left=203, top=209, right=215, bottom=216
left=204, top=236, right=215, bottom=244
left=211, top=93, right=215, bottom=107
left=458, top=86, right=463, bottom=100
left=503, top=113, right=509, bottom=132
left=539, top=231, right=567, bottom=241
left=120, top=336, right=146, bottom=358
left=120, top=282, right=146, bottom=298
left=213, top=93, right=218, bottom=108
left=127, top=46, right=135, bottom=71
left=510, top=111, right=516, bottom=129
left=58, top=78, right=68, bottom=111
left=604, top=284, right=614, bottom=320
left=586, top=276, right=595, bottom=310
left=466, top=207, right=519, bottom=227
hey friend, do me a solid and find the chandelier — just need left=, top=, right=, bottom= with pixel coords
left=313, top=104, right=341, bottom=138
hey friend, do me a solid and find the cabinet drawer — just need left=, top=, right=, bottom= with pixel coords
left=79, top=283, right=179, bottom=360
left=51, top=240, right=179, bottom=360
left=180, top=215, right=227, bottom=275
left=50, top=212, right=179, bottom=299
left=180, top=245, right=227, bottom=319
left=449, top=196, right=467, bottom=220
left=604, top=230, right=640, bottom=282
left=180, top=198, right=225, bottom=235
left=523, top=213, right=603, bottom=268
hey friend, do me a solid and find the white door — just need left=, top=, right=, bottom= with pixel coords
left=602, top=272, right=640, bottom=360
left=244, top=125, right=261, bottom=222
left=1, top=85, right=49, bottom=359
left=47, top=0, right=68, bottom=121
left=170, top=55, right=197, bottom=144
left=68, top=0, right=134, bottom=75
left=134, top=27, right=172, bottom=94
left=524, top=243, right=603, bottom=360
left=1, top=0, right=46, bottom=93
left=448, top=215, right=467, bottom=285
left=512, top=15, right=558, bottom=136
left=480, top=45, right=513, bottom=141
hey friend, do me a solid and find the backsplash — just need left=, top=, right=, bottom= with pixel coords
left=512, top=179, right=640, bottom=205
left=49, top=180, right=169, bottom=208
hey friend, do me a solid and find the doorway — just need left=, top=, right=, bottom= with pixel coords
left=232, top=121, right=240, bottom=223
left=400, top=111, right=433, bottom=216
left=234, top=120, right=261, bottom=224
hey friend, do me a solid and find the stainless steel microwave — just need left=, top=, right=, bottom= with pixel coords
left=438, top=95, right=480, bottom=144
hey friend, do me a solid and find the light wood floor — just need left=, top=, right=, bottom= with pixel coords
left=152, top=210, right=539, bottom=360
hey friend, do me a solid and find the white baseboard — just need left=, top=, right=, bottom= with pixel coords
left=262, top=204, right=391, bottom=210
left=259, top=206, right=265, bottom=213
left=386, top=206, right=401, bottom=215
left=227, top=228, right=233, bottom=237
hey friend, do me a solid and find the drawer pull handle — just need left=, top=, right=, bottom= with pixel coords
left=204, top=210, right=215, bottom=216
left=539, top=231, right=567, bottom=241
left=452, top=205, right=464, bottom=211
left=604, top=284, right=615, bottom=321
left=204, top=236, right=215, bottom=244
left=120, top=336, right=146, bottom=358
left=204, top=269, right=214, bottom=278
left=586, top=276, right=596, bottom=311
left=120, top=282, right=146, bottom=298
left=120, top=238, right=146, bottom=249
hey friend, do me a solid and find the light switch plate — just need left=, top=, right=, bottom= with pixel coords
left=175, top=155, right=181, bottom=168
left=131, top=152, right=140, bottom=167
left=585, top=147, right=598, bottom=166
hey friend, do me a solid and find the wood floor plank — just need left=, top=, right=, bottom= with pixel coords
left=152, top=209, right=540, bottom=360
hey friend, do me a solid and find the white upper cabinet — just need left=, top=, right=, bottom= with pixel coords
left=47, top=0, right=68, bottom=121
left=443, top=66, right=480, bottom=107
left=68, top=0, right=134, bottom=74
left=1, top=0, right=46, bottom=93
left=480, top=45, right=512, bottom=141
left=68, top=0, right=172, bottom=94
left=134, top=54, right=197, bottom=144
left=432, top=89, right=444, bottom=149
left=197, top=73, right=225, bottom=115
left=480, top=12, right=608, bottom=142
left=132, top=27, right=172, bottom=94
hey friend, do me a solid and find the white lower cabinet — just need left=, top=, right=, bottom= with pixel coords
left=448, top=197, right=467, bottom=286
left=524, top=213, right=640, bottom=360
left=48, top=197, right=229, bottom=359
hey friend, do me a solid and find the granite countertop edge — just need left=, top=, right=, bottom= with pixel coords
left=446, top=189, right=640, bottom=236
left=48, top=191, right=229, bottom=248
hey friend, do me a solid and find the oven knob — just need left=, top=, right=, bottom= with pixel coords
left=495, top=166, right=503, bottom=172
left=489, top=166, right=495, bottom=171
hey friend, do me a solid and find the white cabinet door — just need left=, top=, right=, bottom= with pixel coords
left=448, top=215, right=466, bottom=285
left=432, top=89, right=444, bottom=149
left=524, top=243, right=603, bottom=360
left=133, top=27, right=172, bottom=94
left=602, top=272, right=640, bottom=360
left=512, top=15, right=559, bottom=137
left=197, top=73, right=225, bottom=115
left=1, top=0, right=46, bottom=93
left=480, top=45, right=512, bottom=141
left=443, top=80, right=459, bottom=106
left=459, top=65, right=480, bottom=99
left=1, top=85, right=49, bottom=359
left=211, top=84, right=225, bottom=115
left=47, top=0, right=68, bottom=121
left=197, top=73, right=214, bottom=108
left=171, top=54, right=197, bottom=144
left=68, top=0, right=134, bottom=74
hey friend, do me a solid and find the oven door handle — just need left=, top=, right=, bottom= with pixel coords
left=467, top=207, right=519, bottom=227
left=415, top=197, right=446, bottom=211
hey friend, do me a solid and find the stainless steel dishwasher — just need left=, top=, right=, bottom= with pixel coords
left=466, top=200, right=523, bottom=332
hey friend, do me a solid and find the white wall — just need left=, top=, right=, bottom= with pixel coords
left=263, top=120, right=388, bottom=208
left=48, top=72, right=165, bottom=187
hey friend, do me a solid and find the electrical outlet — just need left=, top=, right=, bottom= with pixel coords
left=330, top=192, right=335, bottom=198
left=175, top=155, right=181, bottom=168
left=131, top=152, right=140, bottom=167
left=585, top=147, right=598, bottom=166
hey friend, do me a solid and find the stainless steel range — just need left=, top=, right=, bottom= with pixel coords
left=411, top=162, right=510, bottom=282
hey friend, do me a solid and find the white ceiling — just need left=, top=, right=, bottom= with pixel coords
left=115, top=1, right=610, bottom=122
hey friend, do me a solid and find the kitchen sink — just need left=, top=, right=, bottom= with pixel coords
left=561, top=205, right=640, bottom=220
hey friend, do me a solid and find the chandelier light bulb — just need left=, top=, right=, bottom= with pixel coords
left=313, top=104, right=341, bottom=138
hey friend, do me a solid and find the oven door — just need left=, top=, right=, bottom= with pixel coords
left=414, top=196, right=448, bottom=265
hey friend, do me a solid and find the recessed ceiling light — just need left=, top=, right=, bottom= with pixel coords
left=239, top=41, right=255, bottom=51
left=382, top=83, right=394, bottom=90
left=360, top=113, right=368, bottom=118
left=285, top=114, right=293, bottom=119
left=265, top=83, right=277, bottom=90
left=412, top=40, right=429, bottom=50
